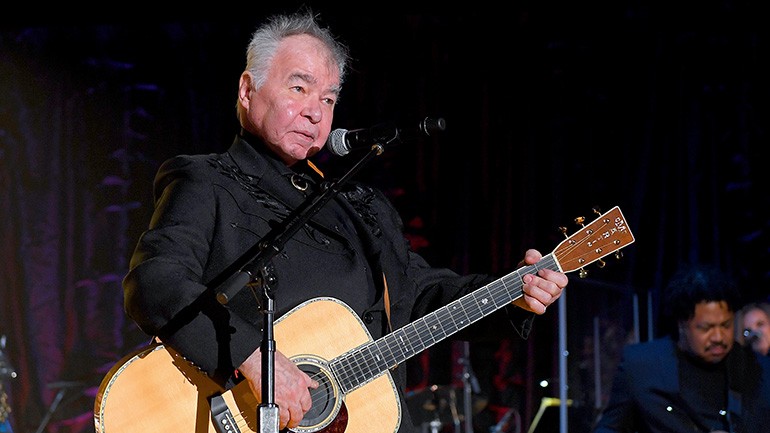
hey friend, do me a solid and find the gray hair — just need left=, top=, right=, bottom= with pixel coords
left=248, top=12, right=349, bottom=87
left=237, top=11, right=350, bottom=120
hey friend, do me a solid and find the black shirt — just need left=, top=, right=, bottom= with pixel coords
left=678, top=349, right=731, bottom=432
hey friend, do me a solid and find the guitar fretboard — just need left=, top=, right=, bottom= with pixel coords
left=330, top=254, right=559, bottom=393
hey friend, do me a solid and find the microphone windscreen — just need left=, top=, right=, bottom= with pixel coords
left=420, top=117, right=446, bottom=135
left=326, top=129, right=349, bottom=156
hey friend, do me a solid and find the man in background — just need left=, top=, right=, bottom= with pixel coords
left=592, top=264, right=770, bottom=433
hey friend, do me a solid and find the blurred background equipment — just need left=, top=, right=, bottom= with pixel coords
left=1, top=335, right=16, bottom=433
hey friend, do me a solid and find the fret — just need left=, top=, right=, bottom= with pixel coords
left=392, top=328, right=416, bottom=359
left=402, top=322, right=426, bottom=354
left=434, top=307, right=459, bottom=335
left=473, top=285, right=500, bottom=315
left=422, top=313, right=446, bottom=341
left=411, top=317, right=437, bottom=348
left=381, top=333, right=406, bottom=366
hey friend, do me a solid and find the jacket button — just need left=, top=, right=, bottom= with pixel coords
left=363, top=312, right=374, bottom=323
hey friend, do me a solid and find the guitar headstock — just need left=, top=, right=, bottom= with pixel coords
left=554, top=206, right=635, bottom=274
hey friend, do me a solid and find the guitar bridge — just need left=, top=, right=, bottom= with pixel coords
left=210, top=393, right=242, bottom=433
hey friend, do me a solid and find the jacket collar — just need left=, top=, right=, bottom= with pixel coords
left=229, top=131, right=324, bottom=184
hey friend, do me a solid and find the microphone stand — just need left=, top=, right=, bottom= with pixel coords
left=213, top=143, right=386, bottom=433
left=459, top=341, right=480, bottom=433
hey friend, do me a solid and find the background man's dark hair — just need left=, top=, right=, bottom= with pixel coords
left=659, top=263, right=742, bottom=339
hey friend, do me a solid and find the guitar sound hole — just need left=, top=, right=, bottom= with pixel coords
left=295, top=360, right=342, bottom=432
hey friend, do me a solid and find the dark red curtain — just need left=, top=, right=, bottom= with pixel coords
left=2, top=5, right=769, bottom=433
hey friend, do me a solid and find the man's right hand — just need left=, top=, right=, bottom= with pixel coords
left=238, top=348, right=319, bottom=430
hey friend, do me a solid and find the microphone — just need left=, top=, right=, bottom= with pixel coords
left=743, top=329, right=762, bottom=342
left=326, top=117, right=446, bottom=156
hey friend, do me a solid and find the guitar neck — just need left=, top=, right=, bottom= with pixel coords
left=330, top=254, right=559, bottom=393
left=329, top=205, right=635, bottom=394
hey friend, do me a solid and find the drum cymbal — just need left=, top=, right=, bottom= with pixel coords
left=405, top=384, right=488, bottom=425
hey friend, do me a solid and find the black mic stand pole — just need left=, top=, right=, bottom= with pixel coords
left=458, top=342, right=479, bottom=433
left=247, top=266, right=280, bottom=433
left=213, top=143, right=386, bottom=433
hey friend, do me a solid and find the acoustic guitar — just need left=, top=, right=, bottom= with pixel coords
left=93, top=206, right=634, bottom=433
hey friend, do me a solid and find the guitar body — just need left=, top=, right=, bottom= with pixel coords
left=94, top=298, right=400, bottom=433
left=94, top=343, right=232, bottom=433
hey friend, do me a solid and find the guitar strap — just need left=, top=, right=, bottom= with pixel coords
left=383, top=273, right=392, bottom=333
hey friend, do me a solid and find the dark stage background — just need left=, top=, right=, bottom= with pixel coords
left=2, top=3, right=769, bottom=433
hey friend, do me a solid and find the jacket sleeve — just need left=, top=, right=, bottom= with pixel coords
left=123, top=155, right=260, bottom=384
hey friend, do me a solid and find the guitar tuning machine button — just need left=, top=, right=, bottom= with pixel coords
left=558, top=226, right=568, bottom=238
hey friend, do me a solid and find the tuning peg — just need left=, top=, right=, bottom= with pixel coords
left=571, top=214, right=589, bottom=276
left=592, top=206, right=603, bottom=216
left=558, top=226, right=568, bottom=238
left=615, top=251, right=624, bottom=260
left=597, top=259, right=606, bottom=268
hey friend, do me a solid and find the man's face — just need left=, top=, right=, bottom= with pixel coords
left=742, top=308, right=770, bottom=356
left=239, top=34, right=340, bottom=165
left=678, top=300, right=734, bottom=364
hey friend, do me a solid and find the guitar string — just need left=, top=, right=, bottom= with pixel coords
left=232, top=415, right=251, bottom=432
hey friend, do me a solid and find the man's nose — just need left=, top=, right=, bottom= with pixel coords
left=302, top=99, right=322, bottom=123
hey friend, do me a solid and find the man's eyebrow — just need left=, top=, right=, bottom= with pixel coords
left=288, top=72, right=340, bottom=97
left=327, top=85, right=341, bottom=98
left=289, top=72, right=315, bottom=85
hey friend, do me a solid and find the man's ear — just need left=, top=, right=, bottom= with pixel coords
left=238, top=72, right=253, bottom=108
